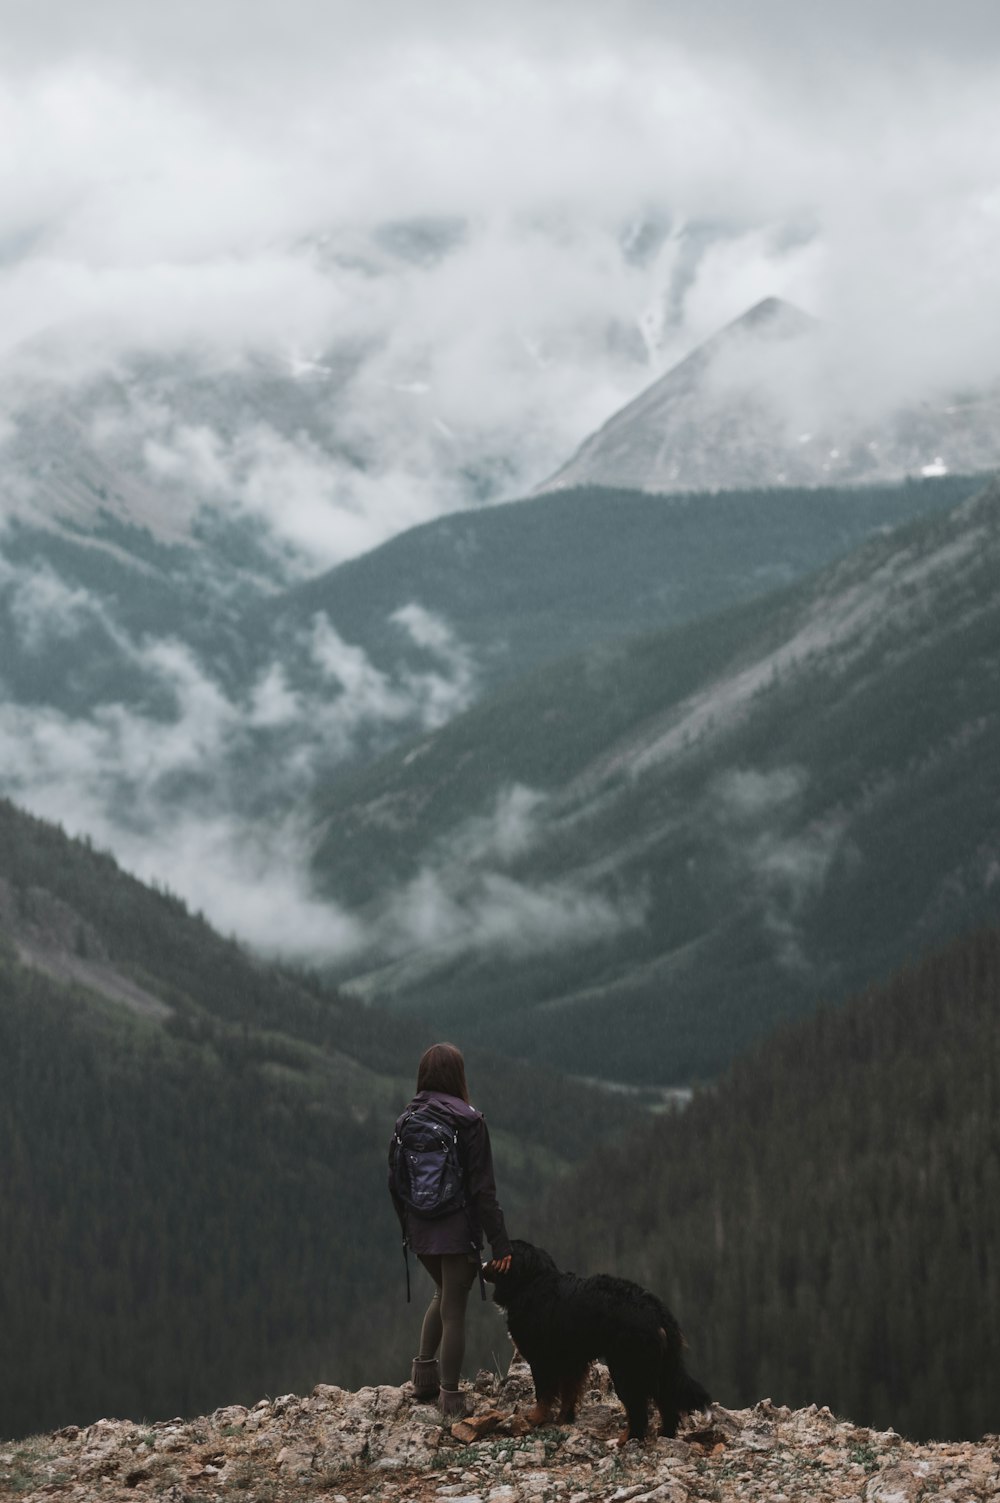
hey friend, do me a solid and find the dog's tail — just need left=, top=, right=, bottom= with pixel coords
left=656, top=1322, right=712, bottom=1416
left=677, top=1368, right=712, bottom=1415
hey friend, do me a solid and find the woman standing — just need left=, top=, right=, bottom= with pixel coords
left=389, top=1042, right=512, bottom=1418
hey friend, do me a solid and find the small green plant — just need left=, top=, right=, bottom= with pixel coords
left=434, top=1427, right=566, bottom=1470
left=849, top=1442, right=880, bottom=1473
left=0, top=1437, right=57, bottom=1494
left=433, top=1445, right=480, bottom=1469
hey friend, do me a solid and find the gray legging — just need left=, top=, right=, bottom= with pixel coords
left=417, top=1253, right=478, bottom=1389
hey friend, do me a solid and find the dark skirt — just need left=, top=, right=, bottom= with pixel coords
left=405, top=1205, right=479, bottom=1256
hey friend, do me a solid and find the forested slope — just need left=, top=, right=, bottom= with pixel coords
left=532, top=923, right=1000, bottom=1441
left=311, top=479, right=1000, bottom=1083
left=0, top=798, right=632, bottom=1439
left=261, top=474, right=978, bottom=694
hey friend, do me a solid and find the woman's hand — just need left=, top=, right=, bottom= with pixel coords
left=491, top=1254, right=512, bottom=1275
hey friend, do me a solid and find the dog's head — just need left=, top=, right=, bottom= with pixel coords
left=483, top=1239, right=559, bottom=1309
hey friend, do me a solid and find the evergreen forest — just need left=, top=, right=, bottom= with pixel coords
left=4, top=793, right=1000, bottom=1444
left=268, top=473, right=980, bottom=695
left=0, top=798, right=632, bottom=1440
left=533, top=923, right=1000, bottom=1442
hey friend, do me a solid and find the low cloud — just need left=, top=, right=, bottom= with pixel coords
left=309, top=606, right=476, bottom=743
left=713, top=767, right=807, bottom=822
left=0, top=549, right=479, bottom=957
left=446, top=784, right=549, bottom=867
left=112, top=813, right=365, bottom=958
left=0, top=552, right=115, bottom=652
left=0, top=621, right=638, bottom=964
left=713, top=766, right=841, bottom=971
left=2, top=0, right=998, bottom=970
left=2, top=5, right=999, bottom=566
left=380, top=865, right=642, bottom=961
left=0, top=676, right=363, bottom=958
left=365, top=784, right=646, bottom=964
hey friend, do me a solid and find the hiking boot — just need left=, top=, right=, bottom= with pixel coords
left=439, top=1387, right=468, bottom=1419
left=411, top=1357, right=440, bottom=1400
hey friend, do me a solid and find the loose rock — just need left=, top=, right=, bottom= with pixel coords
left=2, top=1368, right=998, bottom=1502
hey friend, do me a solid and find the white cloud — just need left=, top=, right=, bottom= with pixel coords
left=308, top=607, right=476, bottom=741
left=248, top=664, right=303, bottom=730
left=0, top=553, right=480, bottom=955
left=356, top=783, right=646, bottom=964
left=1, top=554, right=110, bottom=652
left=380, top=864, right=642, bottom=960
left=444, top=784, right=548, bottom=867
left=713, top=767, right=807, bottom=822
left=713, top=765, right=841, bottom=971
left=1, top=3, right=998, bottom=567
left=114, top=813, right=365, bottom=959
left=2, top=0, right=999, bottom=965
left=0, top=610, right=634, bottom=965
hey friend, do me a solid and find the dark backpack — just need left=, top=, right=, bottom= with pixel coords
left=391, top=1104, right=467, bottom=1220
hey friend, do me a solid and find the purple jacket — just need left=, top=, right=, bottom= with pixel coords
left=388, top=1090, right=512, bottom=1259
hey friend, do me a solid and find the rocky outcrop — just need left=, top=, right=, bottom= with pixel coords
left=3, top=1360, right=997, bottom=1502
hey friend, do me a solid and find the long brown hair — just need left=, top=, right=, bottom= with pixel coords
left=416, top=1042, right=470, bottom=1103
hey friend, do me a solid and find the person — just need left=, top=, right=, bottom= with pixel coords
left=388, top=1042, right=512, bottom=1418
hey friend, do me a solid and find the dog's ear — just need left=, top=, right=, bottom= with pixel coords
left=481, top=1260, right=498, bottom=1282
left=514, top=1242, right=558, bottom=1280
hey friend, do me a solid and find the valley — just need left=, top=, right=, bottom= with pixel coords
left=309, top=478, right=1000, bottom=1081
left=3, top=287, right=1000, bottom=1448
left=4, top=301, right=999, bottom=1094
left=0, top=796, right=634, bottom=1438
left=1, top=430, right=986, bottom=997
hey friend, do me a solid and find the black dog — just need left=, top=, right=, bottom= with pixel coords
left=485, top=1240, right=710, bottom=1443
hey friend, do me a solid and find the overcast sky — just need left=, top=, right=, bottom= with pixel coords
left=2, top=0, right=1000, bottom=558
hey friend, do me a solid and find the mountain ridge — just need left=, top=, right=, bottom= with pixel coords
left=539, top=297, right=817, bottom=484
left=308, top=477, right=1000, bottom=1081
left=538, top=297, right=1000, bottom=495
left=3, top=470, right=977, bottom=945
left=246, top=472, right=980, bottom=700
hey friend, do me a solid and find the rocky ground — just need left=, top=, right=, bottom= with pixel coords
left=3, top=1360, right=998, bottom=1502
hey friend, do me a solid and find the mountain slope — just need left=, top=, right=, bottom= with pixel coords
left=0, top=796, right=633, bottom=1438
left=309, top=479, right=1000, bottom=1082
left=533, top=921, right=1000, bottom=1442
left=538, top=298, right=1000, bottom=495
left=253, top=472, right=978, bottom=697
left=0, top=508, right=280, bottom=715
left=2, top=461, right=976, bottom=955
left=2, top=345, right=367, bottom=552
